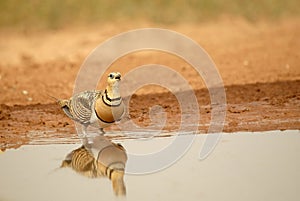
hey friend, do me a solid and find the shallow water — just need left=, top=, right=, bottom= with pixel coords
left=0, top=130, right=299, bottom=201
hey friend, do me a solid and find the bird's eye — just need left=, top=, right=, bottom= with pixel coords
left=109, top=73, right=114, bottom=78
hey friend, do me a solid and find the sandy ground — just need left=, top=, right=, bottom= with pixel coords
left=0, top=18, right=300, bottom=150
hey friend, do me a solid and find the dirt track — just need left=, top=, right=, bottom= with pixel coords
left=1, top=18, right=300, bottom=150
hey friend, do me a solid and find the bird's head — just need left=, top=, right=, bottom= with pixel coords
left=107, top=72, right=122, bottom=87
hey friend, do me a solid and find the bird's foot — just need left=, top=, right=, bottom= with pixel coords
left=99, top=128, right=105, bottom=135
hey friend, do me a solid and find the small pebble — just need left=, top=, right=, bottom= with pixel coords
left=228, top=105, right=249, bottom=113
left=285, top=64, right=290, bottom=69
left=22, top=90, right=28, bottom=95
left=27, top=97, right=33, bottom=101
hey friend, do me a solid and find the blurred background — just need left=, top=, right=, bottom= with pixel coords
left=0, top=0, right=299, bottom=105
left=0, top=0, right=299, bottom=30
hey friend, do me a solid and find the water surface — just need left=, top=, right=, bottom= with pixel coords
left=0, top=130, right=299, bottom=201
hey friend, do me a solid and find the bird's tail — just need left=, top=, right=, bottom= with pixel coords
left=46, top=93, right=59, bottom=101
left=57, top=99, right=70, bottom=108
left=44, top=93, right=69, bottom=108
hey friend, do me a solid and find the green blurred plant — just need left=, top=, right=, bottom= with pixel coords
left=0, top=0, right=299, bottom=29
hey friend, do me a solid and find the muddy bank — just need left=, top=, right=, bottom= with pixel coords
left=1, top=80, right=299, bottom=150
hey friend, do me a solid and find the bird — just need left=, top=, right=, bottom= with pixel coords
left=57, top=72, right=125, bottom=136
left=61, top=135, right=127, bottom=196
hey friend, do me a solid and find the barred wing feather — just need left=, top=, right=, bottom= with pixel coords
left=69, top=90, right=101, bottom=124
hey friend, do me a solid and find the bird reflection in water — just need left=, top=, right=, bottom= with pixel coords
left=61, top=135, right=127, bottom=196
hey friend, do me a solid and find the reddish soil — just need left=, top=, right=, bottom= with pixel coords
left=1, top=18, right=300, bottom=150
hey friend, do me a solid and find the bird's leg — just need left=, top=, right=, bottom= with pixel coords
left=83, top=125, right=95, bottom=144
left=83, top=125, right=88, bottom=137
left=77, top=124, right=88, bottom=139
left=75, top=122, right=85, bottom=139
left=99, top=128, right=105, bottom=135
